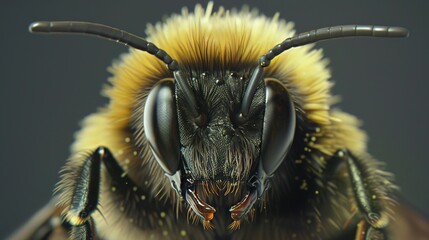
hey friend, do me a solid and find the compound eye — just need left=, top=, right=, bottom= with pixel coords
left=143, top=79, right=180, bottom=175
left=260, top=79, right=296, bottom=175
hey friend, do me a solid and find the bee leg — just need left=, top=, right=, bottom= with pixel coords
left=70, top=218, right=96, bottom=240
left=332, top=150, right=389, bottom=240
left=63, top=146, right=123, bottom=239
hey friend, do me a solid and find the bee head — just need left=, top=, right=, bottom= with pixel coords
left=29, top=20, right=408, bottom=226
left=144, top=64, right=296, bottom=191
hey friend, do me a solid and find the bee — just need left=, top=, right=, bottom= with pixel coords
left=11, top=2, right=421, bottom=240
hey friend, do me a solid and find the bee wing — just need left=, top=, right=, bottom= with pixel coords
left=8, top=198, right=68, bottom=240
left=388, top=198, right=429, bottom=240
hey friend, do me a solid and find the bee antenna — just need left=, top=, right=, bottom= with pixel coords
left=240, top=25, right=409, bottom=118
left=29, top=21, right=202, bottom=117
left=29, top=21, right=179, bottom=71
left=259, top=25, right=409, bottom=68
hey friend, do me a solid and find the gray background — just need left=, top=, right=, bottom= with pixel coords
left=1, top=0, right=428, bottom=238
